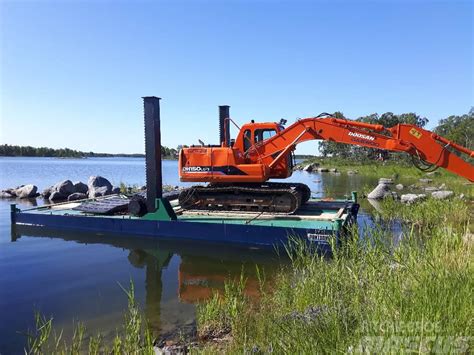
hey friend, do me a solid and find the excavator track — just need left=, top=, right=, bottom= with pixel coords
left=178, top=183, right=311, bottom=214
left=257, top=182, right=312, bottom=204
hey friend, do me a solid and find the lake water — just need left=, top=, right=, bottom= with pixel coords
left=0, top=157, right=381, bottom=353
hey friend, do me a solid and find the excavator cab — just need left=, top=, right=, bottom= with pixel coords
left=232, top=121, right=293, bottom=178
left=234, top=122, right=283, bottom=154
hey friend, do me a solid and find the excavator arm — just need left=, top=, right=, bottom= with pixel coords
left=252, top=115, right=474, bottom=182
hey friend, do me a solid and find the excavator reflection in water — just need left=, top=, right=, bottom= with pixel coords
left=12, top=226, right=282, bottom=338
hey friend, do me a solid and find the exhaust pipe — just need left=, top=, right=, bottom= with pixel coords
left=219, top=105, right=230, bottom=146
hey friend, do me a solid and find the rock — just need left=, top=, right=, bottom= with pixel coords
left=154, top=343, right=195, bottom=355
left=459, top=193, right=465, bottom=200
left=424, top=186, right=439, bottom=192
left=329, top=168, right=338, bottom=173
left=4, top=188, right=17, bottom=196
left=367, top=183, right=391, bottom=199
left=419, top=178, right=432, bottom=184
left=303, top=164, right=314, bottom=172
left=49, top=191, right=66, bottom=201
left=111, top=186, right=121, bottom=194
left=53, top=180, right=75, bottom=196
left=367, top=178, right=395, bottom=199
left=366, top=198, right=383, bottom=213
left=438, top=183, right=446, bottom=190
left=88, top=176, right=113, bottom=198
left=431, top=190, right=454, bottom=200
left=463, top=232, right=473, bottom=246
left=318, top=168, right=329, bottom=172
left=0, top=191, right=15, bottom=198
left=91, top=186, right=110, bottom=197
left=283, top=305, right=328, bottom=324
left=68, top=192, right=87, bottom=201
left=42, top=186, right=53, bottom=199
left=395, top=184, right=404, bottom=190
left=15, top=184, right=38, bottom=198
left=347, top=170, right=358, bottom=175
left=401, top=193, right=426, bottom=204
left=73, top=181, right=88, bottom=194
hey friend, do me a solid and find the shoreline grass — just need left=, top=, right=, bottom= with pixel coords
left=196, top=197, right=473, bottom=353
left=25, top=281, right=155, bottom=355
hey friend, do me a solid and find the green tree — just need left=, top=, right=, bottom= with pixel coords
left=434, top=110, right=473, bottom=152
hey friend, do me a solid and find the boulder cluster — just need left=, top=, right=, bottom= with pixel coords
left=367, top=177, right=456, bottom=204
left=0, top=185, right=39, bottom=199
left=1, top=176, right=121, bottom=202
left=294, top=162, right=349, bottom=174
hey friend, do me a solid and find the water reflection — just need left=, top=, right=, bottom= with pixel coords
left=11, top=225, right=284, bottom=341
left=127, top=249, right=171, bottom=334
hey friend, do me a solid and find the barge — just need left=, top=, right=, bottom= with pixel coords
left=10, top=97, right=359, bottom=251
left=11, top=194, right=359, bottom=251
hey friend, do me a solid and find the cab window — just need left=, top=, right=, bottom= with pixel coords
left=254, top=129, right=276, bottom=143
left=243, top=129, right=252, bottom=151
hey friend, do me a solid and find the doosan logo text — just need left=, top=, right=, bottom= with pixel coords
left=348, top=132, right=375, bottom=141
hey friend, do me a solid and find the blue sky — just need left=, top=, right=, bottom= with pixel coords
left=1, top=0, right=472, bottom=155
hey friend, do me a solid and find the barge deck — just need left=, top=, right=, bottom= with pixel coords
left=11, top=194, right=359, bottom=251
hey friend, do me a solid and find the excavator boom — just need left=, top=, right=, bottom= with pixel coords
left=251, top=116, right=474, bottom=182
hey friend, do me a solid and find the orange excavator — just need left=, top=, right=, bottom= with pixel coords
left=178, top=107, right=473, bottom=214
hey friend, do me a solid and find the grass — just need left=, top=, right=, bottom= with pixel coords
left=378, top=197, right=472, bottom=231
left=25, top=281, right=155, bottom=354
left=196, top=273, right=247, bottom=342
left=196, top=197, right=473, bottom=353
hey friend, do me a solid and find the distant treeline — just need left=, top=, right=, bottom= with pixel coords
left=295, top=154, right=316, bottom=159
left=0, top=144, right=178, bottom=158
